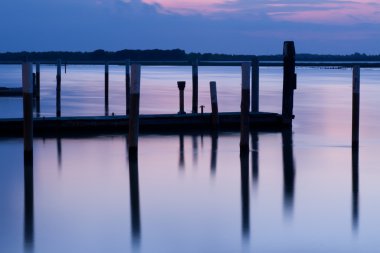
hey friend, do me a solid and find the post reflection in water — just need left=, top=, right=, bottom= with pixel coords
left=179, top=134, right=185, bottom=170
left=57, top=137, right=62, bottom=169
left=128, top=155, right=141, bottom=248
left=240, top=151, right=250, bottom=240
left=192, top=134, right=198, bottom=166
left=251, top=131, right=259, bottom=187
left=210, top=132, right=218, bottom=176
left=352, top=146, right=359, bottom=232
left=282, top=129, right=296, bottom=218
left=24, top=156, right=34, bottom=252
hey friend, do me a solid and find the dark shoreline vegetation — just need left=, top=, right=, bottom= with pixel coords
left=0, top=49, right=380, bottom=62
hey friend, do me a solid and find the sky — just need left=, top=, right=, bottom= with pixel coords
left=0, top=0, right=379, bottom=54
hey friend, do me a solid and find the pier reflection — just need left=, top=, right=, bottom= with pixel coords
left=128, top=155, right=141, bottom=248
left=251, top=131, right=259, bottom=188
left=282, top=129, right=296, bottom=218
left=57, top=137, right=62, bottom=169
left=240, top=151, right=250, bottom=240
left=179, top=134, right=185, bottom=170
left=192, top=134, right=198, bottom=166
left=352, top=146, right=359, bottom=232
left=210, top=132, right=218, bottom=176
left=24, top=156, right=34, bottom=252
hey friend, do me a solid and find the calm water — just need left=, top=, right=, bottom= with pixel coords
left=1, top=65, right=380, bottom=253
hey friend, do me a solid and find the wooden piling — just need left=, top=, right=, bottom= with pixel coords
left=240, top=62, right=251, bottom=153
left=282, top=41, right=297, bottom=125
left=126, top=59, right=131, bottom=115
left=209, top=81, right=219, bottom=129
left=105, top=62, right=109, bottom=116
left=192, top=59, right=199, bottom=114
left=23, top=62, right=34, bottom=161
left=56, top=59, right=61, bottom=117
left=177, top=81, right=186, bottom=114
left=128, top=64, right=141, bottom=157
left=35, top=63, right=40, bottom=117
left=352, top=66, right=360, bottom=148
left=251, top=56, right=259, bottom=112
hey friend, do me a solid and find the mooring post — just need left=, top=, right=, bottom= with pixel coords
left=352, top=65, right=360, bottom=148
left=177, top=81, right=186, bottom=114
left=23, top=62, right=34, bottom=162
left=128, top=64, right=141, bottom=157
left=35, top=63, right=40, bottom=116
left=240, top=62, right=251, bottom=153
left=251, top=56, right=259, bottom=113
left=282, top=41, right=297, bottom=125
left=56, top=59, right=61, bottom=117
left=192, top=59, right=199, bottom=114
left=209, top=81, right=219, bottom=129
left=126, top=59, right=131, bottom=116
left=105, top=62, right=109, bottom=116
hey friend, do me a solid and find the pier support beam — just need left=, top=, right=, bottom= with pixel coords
left=209, top=81, right=219, bottom=129
left=105, top=62, right=109, bottom=116
left=177, top=81, right=186, bottom=114
left=126, top=59, right=131, bottom=115
left=56, top=59, right=61, bottom=118
left=282, top=41, right=297, bottom=125
left=192, top=59, right=199, bottom=114
left=23, top=62, right=34, bottom=161
left=128, top=64, right=141, bottom=157
left=240, top=62, right=251, bottom=153
left=35, top=63, right=40, bottom=117
left=251, top=56, right=259, bottom=113
left=352, top=65, right=360, bottom=148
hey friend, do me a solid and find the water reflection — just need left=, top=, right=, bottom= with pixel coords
left=251, top=131, right=259, bottom=188
left=179, top=134, right=185, bottom=170
left=192, top=134, right=198, bottom=166
left=282, top=129, right=296, bottom=218
left=57, top=137, right=62, bottom=169
left=210, top=132, right=218, bottom=176
left=128, top=155, right=141, bottom=249
left=24, top=156, right=34, bottom=252
left=352, top=146, right=359, bottom=232
left=240, top=151, right=250, bottom=240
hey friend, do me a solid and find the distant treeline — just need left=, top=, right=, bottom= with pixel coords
left=0, top=49, right=379, bottom=62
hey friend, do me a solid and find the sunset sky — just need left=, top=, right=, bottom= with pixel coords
left=0, top=0, right=379, bottom=54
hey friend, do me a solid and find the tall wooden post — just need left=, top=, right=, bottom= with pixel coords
left=282, top=41, right=297, bottom=125
left=352, top=65, right=360, bottom=148
left=126, top=59, right=131, bottom=115
left=56, top=59, right=61, bottom=117
left=209, top=81, right=219, bottom=129
left=23, top=62, right=34, bottom=162
left=105, top=62, right=109, bottom=116
left=192, top=59, right=199, bottom=114
left=128, top=64, right=141, bottom=157
left=240, top=62, right=251, bottom=153
left=251, top=56, right=259, bottom=112
left=35, top=63, right=40, bottom=117
left=177, top=81, right=186, bottom=114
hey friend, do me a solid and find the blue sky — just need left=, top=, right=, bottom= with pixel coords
left=0, top=0, right=379, bottom=54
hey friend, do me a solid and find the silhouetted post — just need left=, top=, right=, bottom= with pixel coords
left=251, top=56, right=259, bottom=112
left=282, top=129, right=295, bottom=218
left=192, top=59, right=199, bottom=113
left=35, top=63, right=40, bottom=117
left=128, top=64, right=141, bottom=157
left=177, top=81, right=186, bottom=114
left=282, top=41, right=297, bottom=125
left=105, top=62, right=109, bottom=116
left=200, top=105, right=205, bottom=114
left=352, top=144, right=359, bottom=231
left=352, top=66, right=360, bottom=148
left=210, top=81, right=219, bottom=129
left=56, top=59, right=61, bottom=117
left=23, top=62, right=34, bottom=162
left=240, top=62, right=251, bottom=153
left=128, top=155, right=141, bottom=247
left=126, top=59, right=131, bottom=115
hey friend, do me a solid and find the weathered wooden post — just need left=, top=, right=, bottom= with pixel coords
left=209, top=81, right=219, bottom=129
left=56, top=59, right=61, bottom=117
left=240, top=62, right=251, bottom=153
left=251, top=56, right=259, bottom=112
left=192, top=59, right=199, bottom=114
left=128, top=64, right=141, bottom=157
left=126, top=59, right=131, bottom=115
left=177, top=81, right=186, bottom=114
left=35, top=63, right=40, bottom=117
left=23, top=62, right=34, bottom=162
left=200, top=105, right=205, bottom=114
left=352, top=65, right=360, bottom=148
left=105, top=62, right=109, bottom=116
left=282, top=41, right=297, bottom=125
